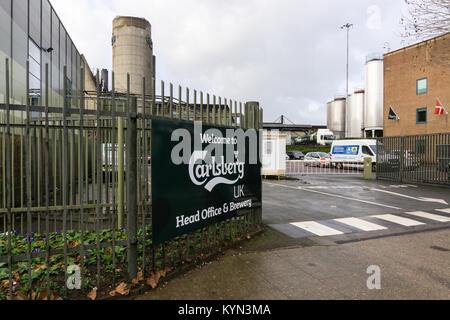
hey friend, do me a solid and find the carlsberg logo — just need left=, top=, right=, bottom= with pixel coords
left=171, top=122, right=259, bottom=192
left=189, top=152, right=245, bottom=192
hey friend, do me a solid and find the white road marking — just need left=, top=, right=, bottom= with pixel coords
left=263, top=182, right=402, bottom=210
left=435, top=208, right=450, bottom=214
left=371, top=188, right=448, bottom=205
left=290, top=221, right=344, bottom=237
left=371, top=214, right=425, bottom=227
left=405, top=211, right=450, bottom=223
left=334, top=217, right=387, bottom=231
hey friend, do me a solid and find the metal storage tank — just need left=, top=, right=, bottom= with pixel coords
left=327, top=97, right=346, bottom=139
left=364, top=55, right=384, bottom=137
left=112, top=16, right=154, bottom=95
left=346, top=90, right=364, bottom=138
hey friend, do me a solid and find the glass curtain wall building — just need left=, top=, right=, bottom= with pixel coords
left=0, top=0, right=84, bottom=109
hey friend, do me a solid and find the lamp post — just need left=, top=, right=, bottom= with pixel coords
left=341, top=23, right=353, bottom=138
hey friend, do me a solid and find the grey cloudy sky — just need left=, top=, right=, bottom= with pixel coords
left=50, top=0, right=411, bottom=125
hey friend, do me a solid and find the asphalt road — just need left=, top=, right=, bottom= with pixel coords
left=136, top=174, right=450, bottom=300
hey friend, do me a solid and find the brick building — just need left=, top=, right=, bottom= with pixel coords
left=383, top=33, right=450, bottom=137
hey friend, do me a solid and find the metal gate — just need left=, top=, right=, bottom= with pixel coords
left=0, top=59, right=263, bottom=300
left=377, top=133, right=450, bottom=185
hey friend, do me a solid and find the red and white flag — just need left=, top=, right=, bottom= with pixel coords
left=435, top=98, right=448, bottom=115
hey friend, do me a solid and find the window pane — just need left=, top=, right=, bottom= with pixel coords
left=417, top=78, right=427, bottom=95
left=51, top=9, right=60, bottom=106
left=0, top=0, right=11, bottom=103
left=29, top=39, right=41, bottom=61
left=29, top=0, right=41, bottom=45
left=66, top=37, right=72, bottom=80
left=12, top=0, right=28, bottom=104
left=42, top=0, right=51, bottom=49
left=59, top=26, right=66, bottom=98
left=417, top=108, right=427, bottom=123
left=29, top=56, right=40, bottom=79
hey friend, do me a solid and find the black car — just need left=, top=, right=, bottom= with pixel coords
left=287, top=151, right=305, bottom=160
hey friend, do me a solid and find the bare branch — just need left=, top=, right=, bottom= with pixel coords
left=401, top=0, right=450, bottom=40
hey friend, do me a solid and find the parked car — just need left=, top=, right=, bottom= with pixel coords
left=287, top=151, right=305, bottom=160
left=304, top=152, right=330, bottom=167
left=379, top=150, right=420, bottom=172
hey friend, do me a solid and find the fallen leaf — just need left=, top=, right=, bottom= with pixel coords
left=14, top=292, right=28, bottom=300
left=34, top=265, right=47, bottom=272
left=137, top=271, right=144, bottom=282
left=158, top=270, right=167, bottom=278
left=131, top=278, right=139, bottom=287
left=146, top=275, right=157, bottom=289
left=37, top=289, right=50, bottom=300
left=115, top=282, right=130, bottom=296
left=109, top=290, right=117, bottom=297
left=69, top=241, right=79, bottom=247
left=1, top=280, right=9, bottom=288
left=88, top=287, right=97, bottom=300
left=246, top=234, right=251, bottom=240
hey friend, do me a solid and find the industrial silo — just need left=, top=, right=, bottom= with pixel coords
left=364, top=55, right=384, bottom=137
left=112, top=16, right=153, bottom=95
left=327, top=97, right=346, bottom=139
left=346, top=90, right=364, bottom=138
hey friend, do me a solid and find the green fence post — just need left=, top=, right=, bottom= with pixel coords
left=118, top=117, right=124, bottom=229
left=127, top=97, right=138, bottom=280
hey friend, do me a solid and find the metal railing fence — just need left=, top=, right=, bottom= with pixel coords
left=377, top=133, right=450, bottom=185
left=0, top=58, right=263, bottom=300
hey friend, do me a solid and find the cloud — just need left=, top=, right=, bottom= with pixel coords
left=49, top=0, right=407, bottom=125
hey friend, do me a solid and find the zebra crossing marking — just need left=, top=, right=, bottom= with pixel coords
left=334, top=217, right=387, bottom=232
left=435, top=208, right=450, bottom=214
left=405, top=211, right=450, bottom=223
left=290, top=221, right=344, bottom=237
left=275, top=210, right=450, bottom=240
left=371, top=214, right=425, bottom=227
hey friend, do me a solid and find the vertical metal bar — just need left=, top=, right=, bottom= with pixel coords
left=118, top=111, right=124, bottom=229
left=218, top=97, right=222, bottom=126
left=169, top=83, right=173, bottom=120
left=44, top=64, right=51, bottom=299
left=178, top=85, right=182, bottom=121
left=151, top=79, right=155, bottom=117
left=194, top=90, right=197, bottom=122
left=239, top=103, right=243, bottom=128
left=25, top=61, right=33, bottom=298
left=187, top=87, right=190, bottom=121
left=213, top=95, right=216, bottom=125
left=234, top=101, right=237, bottom=128
left=96, top=70, right=102, bottom=288
left=160, top=80, right=164, bottom=118
left=206, top=94, right=210, bottom=124
left=79, top=66, right=86, bottom=290
left=63, top=66, right=70, bottom=289
left=200, top=91, right=204, bottom=123
left=111, top=71, right=117, bottom=285
left=5, top=58, right=13, bottom=299
left=141, top=76, right=147, bottom=276
left=228, top=98, right=232, bottom=126
left=127, top=95, right=138, bottom=280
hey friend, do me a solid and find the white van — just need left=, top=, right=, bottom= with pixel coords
left=331, top=140, right=377, bottom=170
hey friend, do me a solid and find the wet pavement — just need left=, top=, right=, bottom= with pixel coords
left=135, top=175, right=450, bottom=300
